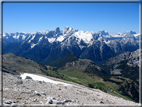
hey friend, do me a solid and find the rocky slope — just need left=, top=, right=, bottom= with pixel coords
left=100, top=49, right=141, bottom=102
left=2, top=72, right=139, bottom=106
left=100, top=49, right=140, bottom=77
left=101, top=49, right=140, bottom=67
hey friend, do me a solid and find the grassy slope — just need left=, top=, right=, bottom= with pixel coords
left=43, top=66, right=135, bottom=102
left=42, top=52, right=139, bottom=102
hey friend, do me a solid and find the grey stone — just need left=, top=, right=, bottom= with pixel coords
left=4, top=100, right=13, bottom=104
left=56, top=101, right=65, bottom=105
left=100, top=101, right=104, bottom=104
left=16, top=80, right=23, bottom=85
left=64, top=99, right=72, bottom=103
left=38, top=81, right=42, bottom=84
left=25, top=76, right=32, bottom=79
left=48, top=99, right=53, bottom=104
left=17, top=76, right=22, bottom=79
left=35, top=91, right=41, bottom=96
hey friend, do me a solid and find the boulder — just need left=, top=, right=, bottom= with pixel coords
left=25, top=76, right=32, bottom=79
left=4, top=100, right=16, bottom=104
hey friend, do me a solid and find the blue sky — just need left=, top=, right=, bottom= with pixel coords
left=3, top=2, right=139, bottom=34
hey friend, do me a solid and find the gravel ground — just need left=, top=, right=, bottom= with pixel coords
left=2, top=72, right=140, bottom=106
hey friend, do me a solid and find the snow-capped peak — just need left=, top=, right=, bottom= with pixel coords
left=3, top=27, right=139, bottom=48
left=63, top=26, right=74, bottom=34
left=3, top=32, right=32, bottom=42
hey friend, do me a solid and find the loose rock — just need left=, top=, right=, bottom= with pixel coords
left=3, top=72, right=139, bottom=106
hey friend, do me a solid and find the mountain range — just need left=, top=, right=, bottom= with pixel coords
left=2, top=26, right=140, bottom=65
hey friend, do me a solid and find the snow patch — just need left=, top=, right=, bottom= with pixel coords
left=17, top=34, right=20, bottom=39
left=48, top=38, right=56, bottom=43
left=74, top=30, right=93, bottom=44
left=22, top=35, right=26, bottom=40
left=13, top=34, right=17, bottom=39
left=134, top=33, right=140, bottom=37
left=79, top=45, right=86, bottom=50
left=31, top=43, right=37, bottom=48
left=104, top=40, right=111, bottom=44
left=28, top=35, right=35, bottom=43
left=45, top=36, right=48, bottom=39
left=111, top=34, right=125, bottom=37
left=20, top=73, right=70, bottom=86
left=38, top=36, right=43, bottom=43
left=57, top=36, right=65, bottom=42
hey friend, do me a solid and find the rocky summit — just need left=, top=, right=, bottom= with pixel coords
left=2, top=72, right=139, bottom=106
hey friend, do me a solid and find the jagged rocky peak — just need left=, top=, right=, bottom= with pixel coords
left=15, top=32, right=19, bottom=34
left=98, top=30, right=109, bottom=35
left=63, top=26, right=73, bottom=34
left=63, top=26, right=69, bottom=33
left=128, top=30, right=136, bottom=34
left=55, top=27, right=60, bottom=34
left=74, top=29, right=79, bottom=32
left=35, top=31, right=41, bottom=35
